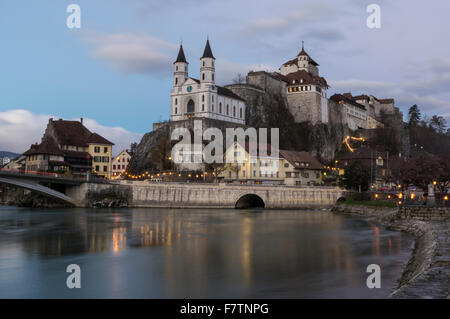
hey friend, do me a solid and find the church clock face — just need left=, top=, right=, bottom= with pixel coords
left=187, top=86, right=192, bottom=92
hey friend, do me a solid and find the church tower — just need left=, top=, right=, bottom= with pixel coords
left=174, top=44, right=188, bottom=87
left=200, top=39, right=215, bottom=84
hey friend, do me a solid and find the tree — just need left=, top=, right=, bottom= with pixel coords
left=129, top=142, right=138, bottom=156
left=341, top=161, right=371, bottom=191
left=149, top=136, right=172, bottom=171
left=408, top=104, right=421, bottom=127
left=429, top=115, right=447, bottom=134
left=232, top=73, right=245, bottom=84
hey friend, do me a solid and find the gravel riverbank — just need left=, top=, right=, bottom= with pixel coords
left=332, top=204, right=449, bottom=299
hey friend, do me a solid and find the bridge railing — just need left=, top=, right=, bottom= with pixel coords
left=0, top=168, right=109, bottom=183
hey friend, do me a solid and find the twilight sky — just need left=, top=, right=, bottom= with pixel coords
left=0, top=0, right=449, bottom=154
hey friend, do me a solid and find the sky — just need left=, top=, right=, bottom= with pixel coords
left=0, top=0, right=449, bottom=154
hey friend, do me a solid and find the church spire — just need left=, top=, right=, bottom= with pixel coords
left=201, top=39, right=215, bottom=59
left=175, top=44, right=187, bottom=63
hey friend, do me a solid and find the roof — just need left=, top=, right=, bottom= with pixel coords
left=217, top=86, right=246, bottom=102
left=329, top=93, right=366, bottom=111
left=174, top=44, right=188, bottom=64
left=275, top=70, right=328, bottom=87
left=279, top=149, right=323, bottom=170
left=296, top=47, right=319, bottom=66
left=379, top=98, right=394, bottom=104
left=87, top=133, right=114, bottom=145
left=23, top=137, right=64, bottom=156
left=201, top=39, right=215, bottom=59
left=50, top=119, right=114, bottom=146
left=62, top=150, right=91, bottom=159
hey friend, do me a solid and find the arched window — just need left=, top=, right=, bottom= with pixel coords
left=175, top=107, right=178, bottom=114
left=187, top=99, right=195, bottom=113
left=212, top=95, right=214, bottom=102
left=176, top=66, right=178, bottom=71
left=202, top=73, right=205, bottom=81
left=219, top=103, right=222, bottom=113
left=202, top=104, right=204, bottom=111
left=226, top=104, right=229, bottom=115
left=212, top=104, right=214, bottom=112
left=233, top=106, right=236, bottom=117
left=175, top=78, right=178, bottom=85
left=212, top=74, right=214, bottom=81
left=203, top=61, right=205, bottom=67
left=240, top=108, right=242, bottom=118
left=175, top=98, right=177, bottom=105
left=202, top=95, right=205, bottom=102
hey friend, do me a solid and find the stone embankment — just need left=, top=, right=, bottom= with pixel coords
left=332, top=204, right=449, bottom=299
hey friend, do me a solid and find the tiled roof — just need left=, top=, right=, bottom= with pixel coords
left=51, top=119, right=114, bottom=146
left=330, top=93, right=366, bottom=111
left=275, top=70, right=328, bottom=87
left=379, top=98, right=394, bottom=104
left=87, top=133, right=114, bottom=145
left=282, top=48, right=319, bottom=67
left=23, top=137, right=64, bottom=156
left=279, top=149, right=323, bottom=170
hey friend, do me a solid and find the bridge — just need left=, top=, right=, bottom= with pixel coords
left=1, top=169, right=344, bottom=208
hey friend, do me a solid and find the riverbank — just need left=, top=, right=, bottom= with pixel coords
left=332, top=203, right=449, bottom=299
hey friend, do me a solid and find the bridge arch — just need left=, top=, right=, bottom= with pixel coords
left=235, top=194, right=265, bottom=209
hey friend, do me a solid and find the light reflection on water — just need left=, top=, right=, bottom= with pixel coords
left=0, top=206, right=413, bottom=298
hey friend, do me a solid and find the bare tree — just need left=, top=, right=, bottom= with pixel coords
left=232, top=73, right=245, bottom=84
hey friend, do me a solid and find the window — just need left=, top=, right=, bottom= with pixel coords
left=284, top=163, right=289, bottom=168
left=176, top=66, right=178, bottom=71
left=118, top=158, right=121, bottom=162
left=233, top=106, right=236, bottom=117
left=219, top=103, right=222, bottom=113
left=187, top=99, right=195, bottom=113
left=253, top=170, right=256, bottom=177
left=175, top=78, right=178, bottom=85
left=212, top=104, right=214, bottom=112
left=212, top=74, right=214, bottom=81
left=203, top=61, right=205, bottom=67
left=94, top=156, right=101, bottom=162
left=212, top=95, right=214, bottom=102
left=239, top=108, right=242, bottom=118
left=202, top=95, right=205, bottom=102
left=113, top=165, right=116, bottom=170
left=202, top=104, right=205, bottom=111
left=243, top=170, right=246, bottom=177
left=94, top=146, right=100, bottom=153
left=202, top=73, right=205, bottom=81
left=104, top=166, right=108, bottom=172
left=102, top=156, right=109, bottom=162
left=175, top=107, right=178, bottom=114
left=95, top=165, right=99, bottom=171
left=175, top=98, right=177, bottom=105
left=226, top=104, right=229, bottom=115
left=122, top=165, right=126, bottom=169
left=104, top=147, right=108, bottom=153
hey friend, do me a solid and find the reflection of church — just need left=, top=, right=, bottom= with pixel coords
left=170, top=39, right=246, bottom=125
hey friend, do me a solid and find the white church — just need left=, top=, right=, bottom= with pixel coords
left=170, top=39, right=246, bottom=125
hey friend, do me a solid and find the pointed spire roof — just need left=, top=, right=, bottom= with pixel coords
left=296, top=42, right=319, bottom=66
left=175, top=44, right=188, bottom=64
left=201, top=39, right=215, bottom=59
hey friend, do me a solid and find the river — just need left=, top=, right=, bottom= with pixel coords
left=0, top=205, right=413, bottom=298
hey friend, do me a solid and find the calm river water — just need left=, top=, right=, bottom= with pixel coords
left=0, top=205, right=413, bottom=298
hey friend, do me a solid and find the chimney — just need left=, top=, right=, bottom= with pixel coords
left=80, top=117, right=83, bottom=125
left=49, top=118, right=53, bottom=123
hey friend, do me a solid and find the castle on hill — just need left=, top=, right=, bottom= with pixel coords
left=168, top=39, right=402, bottom=132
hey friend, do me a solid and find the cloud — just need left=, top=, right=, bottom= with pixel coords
left=0, top=109, right=142, bottom=155
left=83, top=32, right=176, bottom=75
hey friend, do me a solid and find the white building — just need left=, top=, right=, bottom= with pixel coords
left=330, top=93, right=367, bottom=131
left=170, top=40, right=246, bottom=125
left=112, top=150, right=131, bottom=177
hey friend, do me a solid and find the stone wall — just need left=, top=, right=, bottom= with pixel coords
left=397, top=206, right=450, bottom=221
left=286, top=91, right=323, bottom=124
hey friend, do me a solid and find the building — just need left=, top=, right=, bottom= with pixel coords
left=112, top=150, right=131, bottom=177
left=23, top=118, right=114, bottom=178
left=2, top=155, right=25, bottom=170
left=170, top=40, right=246, bottom=125
left=276, top=44, right=329, bottom=124
left=329, top=93, right=368, bottom=130
left=279, top=149, right=324, bottom=186
left=1, top=157, right=11, bottom=166
left=220, top=141, right=323, bottom=185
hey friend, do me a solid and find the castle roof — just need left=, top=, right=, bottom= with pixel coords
left=297, top=47, right=319, bottom=66
left=274, top=70, right=328, bottom=87
left=201, top=39, right=215, bottom=59
left=330, top=93, right=366, bottom=111
left=379, top=98, right=394, bottom=104
left=23, top=137, right=64, bottom=156
left=175, top=44, right=188, bottom=63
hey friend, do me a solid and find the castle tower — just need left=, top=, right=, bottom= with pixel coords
left=200, top=39, right=215, bottom=84
left=174, top=44, right=188, bottom=87
left=297, top=42, right=319, bottom=76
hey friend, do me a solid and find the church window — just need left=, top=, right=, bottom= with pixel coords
left=202, top=73, right=205, bottom=81
left=212, top=74, right=214, bottom=81
left=212, top=104, right=214, bottom=112
left=219, top=103, right=222, bottom=113
left=175, top=98, right=177, bottom=105
left=175, top=78, right=178, bottom=85
left=202, top=104, right=205, bottom=111
left=226, top=104, right=229, bottom=115
left=240, top=108, right=242, bottom=118
left=233, top=106, right=236, bottom=117
left=175, top=107, right=178, bottom=114
left=202, top=95, right=205, bottom=102
left=187, top=99, right=195, bottom=113
left=212, top=95, right=214, bottom=102
left=203, top=61, right=205, bottom=67
left=176, top=66, right=178, bottom=71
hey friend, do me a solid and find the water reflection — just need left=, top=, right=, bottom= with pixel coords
left=0, top=206, right=413, bottom=298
